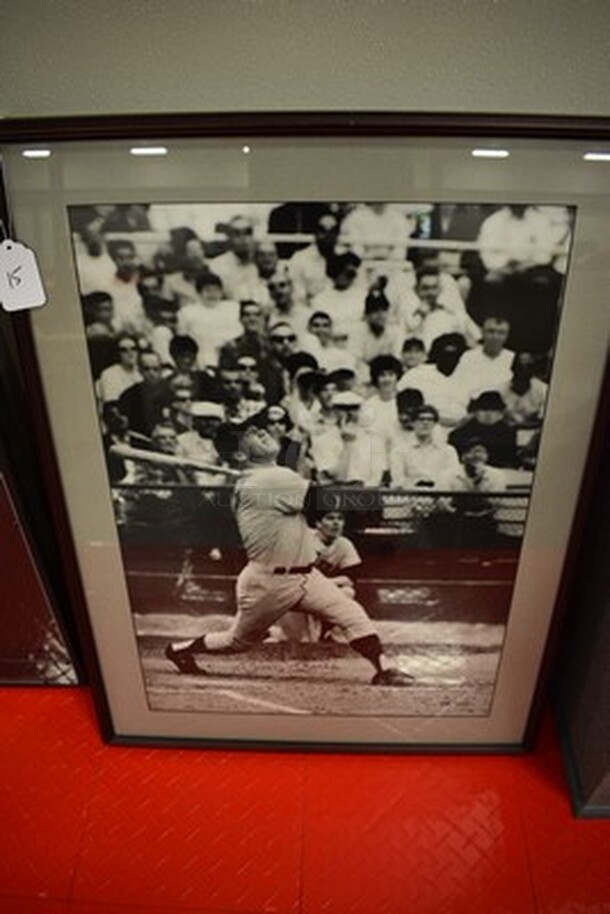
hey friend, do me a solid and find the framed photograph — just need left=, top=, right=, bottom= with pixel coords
left=0, top=462, right=78, bottom=685
left=1, top=114, right=608, bottom=749
left=0, top=310, right=80, bottom=685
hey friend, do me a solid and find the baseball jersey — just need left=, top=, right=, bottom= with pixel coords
left=313, top=531, right=361, bottom=576
left=233, top=465, right=317, bottom=567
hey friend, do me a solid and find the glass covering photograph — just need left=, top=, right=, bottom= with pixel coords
left=67, top=199, right=574, bottom=720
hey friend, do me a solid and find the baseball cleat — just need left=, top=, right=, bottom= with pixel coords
left=165, top=644, right=207, bottom=676
left=372, top=668, right=416, bottom=687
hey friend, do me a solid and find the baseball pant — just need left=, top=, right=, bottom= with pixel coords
left=204, top=564, right=376, bottom=651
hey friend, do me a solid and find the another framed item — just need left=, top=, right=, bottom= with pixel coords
left=0, top=454, right=78, bottom=685
left=0, top=310, right=80, bottom=685
left=1, top=114, right=608, bottom=749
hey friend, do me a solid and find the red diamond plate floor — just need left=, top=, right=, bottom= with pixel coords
left=0, top=687, right=609, bottom=914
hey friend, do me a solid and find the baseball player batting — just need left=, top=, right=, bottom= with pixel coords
left=165, top=420, right=414, bottom=687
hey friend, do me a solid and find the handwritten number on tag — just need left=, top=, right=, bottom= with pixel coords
left=0, top=240, right=47, bottom=312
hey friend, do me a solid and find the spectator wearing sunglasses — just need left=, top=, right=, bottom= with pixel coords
left=257, top=321, right=299, bottom=405
left=96, top=333, right=143, bottom=404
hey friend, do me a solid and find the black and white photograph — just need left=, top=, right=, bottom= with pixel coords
left=67, top=199, right=574, bottom=721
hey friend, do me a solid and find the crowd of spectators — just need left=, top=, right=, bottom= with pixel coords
left=73, top=201, right=571, bottom=495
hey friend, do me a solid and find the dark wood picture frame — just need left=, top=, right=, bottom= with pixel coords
left=1, top=112, right=608, bottom=750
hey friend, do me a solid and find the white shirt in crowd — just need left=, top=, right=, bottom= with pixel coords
left=96, top=364, right=142, bottom=403
left=390, top=438, right=461, bottom=489
left=177, top=300, right=241, bottom=367
left=397, top=365, right=469, bottom=427
left=289, top=245, right=331, bottom=303
left=311, top=286, right=367, bottom=336
left=451, top=346, right=515, bottom=401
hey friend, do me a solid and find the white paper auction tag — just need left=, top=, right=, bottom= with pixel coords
left=0, top=239, right=47, bottom=312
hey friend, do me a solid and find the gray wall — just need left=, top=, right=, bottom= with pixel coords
left=1, top=0, right=610, bottom=118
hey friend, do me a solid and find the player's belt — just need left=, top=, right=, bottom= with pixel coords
left=272, top=563, right=315, bottom=575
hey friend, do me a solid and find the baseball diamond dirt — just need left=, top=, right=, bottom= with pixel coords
left=132, top=566, right=507, bottom=716
left=137, top=618, right=502, bottom=717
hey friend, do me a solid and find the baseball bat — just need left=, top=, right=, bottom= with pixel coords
left=109, top=442, right=243, bottom=478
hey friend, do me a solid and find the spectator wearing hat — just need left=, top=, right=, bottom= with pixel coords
left=449, top=390, right=518, bottom=468
left=398, top=336, right=428, bottom=379
left=176, top=400, right=238, bottom=571
left=311, top=251, right=366, bottom=334
left=390, top=405, right=460, bottom=489
left=397, top=333, right=470, bottom=428
left=451, top=315, right=515, bottom=402
left=350, top=288, right=403, bottom=380
left=177, top=401, right=228, bottom=485
left=329, top=367, right=358, bottom=393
